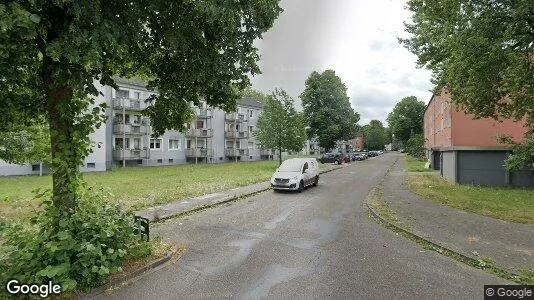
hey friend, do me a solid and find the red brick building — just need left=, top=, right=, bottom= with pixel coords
left=424, top=89, right=533, bottom=186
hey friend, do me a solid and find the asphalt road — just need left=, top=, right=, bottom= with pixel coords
left=98, top=152, right=508, bottom=300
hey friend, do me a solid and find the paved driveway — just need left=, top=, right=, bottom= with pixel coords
left=98, top=153, right=507, bottom=300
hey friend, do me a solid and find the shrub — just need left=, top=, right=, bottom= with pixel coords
left=0, top=184, right=150, bottom=294
left=405, top=134, right=425, bottom=158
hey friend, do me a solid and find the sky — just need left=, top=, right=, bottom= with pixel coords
left=250, top=0, right=434, bottom=126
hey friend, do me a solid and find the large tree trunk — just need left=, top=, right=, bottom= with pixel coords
left=43, top=57, right=79, bottom=213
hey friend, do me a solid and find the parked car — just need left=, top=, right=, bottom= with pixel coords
left=270, top=158, right=319, bottom=192
left=319, top=153, right=343, bottom=164
left=354, top=154, right=365, bottom=161
left=341, top=154, right=351, bottom=163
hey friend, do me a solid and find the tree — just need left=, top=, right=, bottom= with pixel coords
left=386, top=96, right=426, bottom=143
left=0, top=1, right=282, bottom=218
left=239, top=87, right=270, bottom=103
left=401, top=0, right=534, bottom=167
left=255, top=89, right=307, bottom=165
left=0, top=122, right=50, bottom=168
left=363, top=120, right=387, bottom=150
left=405, top=133, right=425, bottom=158
left=300, top=70, right=360, bottom=151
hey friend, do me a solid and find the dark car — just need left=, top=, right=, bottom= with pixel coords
left=319, top=153, right=343, bottom=164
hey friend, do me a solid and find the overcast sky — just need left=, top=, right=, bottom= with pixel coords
left=250, top=0, right=433, bottom=126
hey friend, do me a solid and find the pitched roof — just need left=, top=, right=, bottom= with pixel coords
left=238, top=98, right=265, bottom=109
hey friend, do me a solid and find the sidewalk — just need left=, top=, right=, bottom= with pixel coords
left=381, top=157, right=534, bottom=273
left=135, top=164, right=343, bottom=222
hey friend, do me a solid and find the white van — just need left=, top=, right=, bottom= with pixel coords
left=270, top=158, right=319, bottom=192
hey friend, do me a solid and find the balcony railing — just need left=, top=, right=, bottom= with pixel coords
left=225, top=131, right=249, bottom=139
left=186, top=128, right=213, bottom=137
left=194, top=108, right=212, bottom=119
left=113, top=98, right=147, bottom=110
left=225, top=112, right=248, bottom=122
left=186, top=148, right=213, bottom=157
left=113, top=124, right=148, bottom=134
left=225, top=148, right=249, bottom=157
left=113, top=149, right=148, bottom=160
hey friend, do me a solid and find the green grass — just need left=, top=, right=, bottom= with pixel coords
left=0, top=160, right=335, bottom=222
left=408, top=173, right=534, bottom=224
left=406, top=155, right=432, bottom=172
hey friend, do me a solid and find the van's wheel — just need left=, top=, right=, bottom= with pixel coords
left=312, top=176, right=319, bottom=186
left=298, top=180, right=304, bottom=193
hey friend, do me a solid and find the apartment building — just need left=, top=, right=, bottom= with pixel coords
left=424, top=88, right=533, bottom=186
left=0, top=78, right=274, bottom=176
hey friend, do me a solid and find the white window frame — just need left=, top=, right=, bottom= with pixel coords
left=150, top=138, right=162, bottom=150
left=169, top=139, right=180, bottom=150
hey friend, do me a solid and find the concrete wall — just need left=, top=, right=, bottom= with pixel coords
left=441, top=151, right=456, bottom=182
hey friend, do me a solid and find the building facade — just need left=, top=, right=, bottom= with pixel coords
left=0, top=78, right=274, bottom=176
left=424, top=89, right=533, bottom=186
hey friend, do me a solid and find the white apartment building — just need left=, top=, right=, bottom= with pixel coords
left=0, top=77, right=274, bottom=176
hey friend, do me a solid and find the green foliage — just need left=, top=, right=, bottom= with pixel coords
left=0, top=121, right=50, bottom=165
left=505, top=136, right=534, bottom=171
left=0, top=0, right=282, bottom=212
left=0, top=185, right=147, bottom=293
left=386, top=96, right=426, bottom=143
left=402, top=0, right=533, bottom=126
left=300, top=70, right=359, bottom=151
left=401, top=1, right=534, bottom=169
left=405, top=133, right=425, bottom=158
left=255, top=89, right=307, bottom=164
left=239, top=87, right=270, bottom=103
left=363, top=120, right=387, bottom=150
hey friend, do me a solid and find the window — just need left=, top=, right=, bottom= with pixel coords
left=133, top=138, right=141, bottom=149
left=116, top=89, right=129, bottom=98
left=87, top=163, right=96, bottom=168
left=169, top=159, right=174, bottom=163
left=196, top=120, right=204, bottom=129
left=124, top=114, right=130, bottom=124
left=32, top=164, right=40, bottom=171
left=150, top=138, right=162, bottom=150
left=157, top=159, right=163, bottom=163
left=133, top=91, right=141, bottom=99
left=169, top=139, right=181, bottom=150
left=249, top=110, right=253, bottom=118
left=115, top=138, right=129, bottom=149
left=187, top=139, right=192, bottom=149
left=248, top=141, right=254, bottom=149
left=248, top=126, right=253, bottom=134
left=132, top=115, right=141, bottom=124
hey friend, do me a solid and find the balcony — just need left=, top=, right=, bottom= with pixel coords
left=193, top=108, right=212, bottom=119
left=113, top=98, right=147, bottom=110
left=113, top=149, right=148, bottom=160
left=186, top=128, right=213, bottom=137
left=186, top=148, right=213, bottom=157
left=225, top=131, right=249, bottom=139
left=225, top=148, right=249, bottom=157
left=225, top=112, right=248, bottom=123
left=113, top=124, right=148, bottom=135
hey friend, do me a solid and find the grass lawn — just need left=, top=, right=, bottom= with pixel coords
left=408, top=173, right=534, bottom=224
left=405, top=155, right=432, bottom=172
left=0, top=160, right=336, bottom=222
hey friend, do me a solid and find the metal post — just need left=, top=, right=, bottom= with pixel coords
left=122, top=98, right=126, bottom=168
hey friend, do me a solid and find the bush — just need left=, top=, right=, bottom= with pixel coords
left=0, top=184, right=150, bottom=294
left=405, top=134, right=425, bottom=158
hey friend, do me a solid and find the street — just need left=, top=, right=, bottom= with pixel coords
left=98, top=153, right=507, bottom=299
